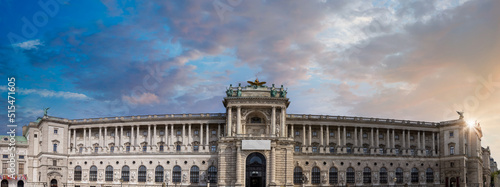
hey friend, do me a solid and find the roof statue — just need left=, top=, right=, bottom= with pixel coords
left=43, top=107, right=50, bottom=116
left=456, top=111, right=464, bottom=119
left=247, top=78, right=266, bottom=86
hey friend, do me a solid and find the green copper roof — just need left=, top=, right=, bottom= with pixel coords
left=0, top=135, right=27, bottom=143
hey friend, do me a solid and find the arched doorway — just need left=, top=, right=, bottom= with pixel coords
left=246, top=152, right=266, bottom=187
left=50, top=179, right=58, bottom=187
left=1, top=180, right=7, bottom=187
left=17, top=180, right=24, bottom=187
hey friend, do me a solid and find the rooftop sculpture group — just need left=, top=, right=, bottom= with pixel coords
left=225, top=79, right=287, bottom=98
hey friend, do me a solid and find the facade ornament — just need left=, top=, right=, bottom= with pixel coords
left=271, top=84, right=277, bottom=97
left=279, top=85, right=287, bottom=97
left=148, top=171, right=153, bottom=182
left=237, top=84, right=242, bottom=97
left=322, top=172, right=327, bottom=183
left=247, top=78, right=266, bottom=88
left=165, top=171, right=170, bottom=182
left=226, top=84, right=233, bottom=97
left=356, top=171, right=362, bottom=183
left=201, top=171, right=207, bottom=182
left=182, top=173, right=187, bottom=183
left=339, top=171, right=345, bottom=182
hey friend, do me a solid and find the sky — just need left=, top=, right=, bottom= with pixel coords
left=0, top=0, right=499, bottom=158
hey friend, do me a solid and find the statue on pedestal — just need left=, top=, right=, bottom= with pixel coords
left=279, top=85, right=287, bottom=97
left=226, top=84, right=233, bottom=97
left=237, top=84, right=242, bottom=97
left=270, top=84, right=277, bottom=97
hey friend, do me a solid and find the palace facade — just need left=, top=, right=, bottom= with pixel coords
left=0, top=81, right=493, bottom=187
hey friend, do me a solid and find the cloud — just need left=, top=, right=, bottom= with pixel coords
left=13, top=39, right=44, bottom=50
left=0, top=87, right=90, bottom=100
left=122, top=92, right=160, bottom=105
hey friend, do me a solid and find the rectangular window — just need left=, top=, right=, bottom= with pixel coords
left=53, top=144, right=57, bottom=152
left=380, top=148, right=385, bottom=154
left=395, top=135, right=399, bottom=140
left=19, top=155, right=24, bottom=159
left=159, top=145, right=164, bottom=152
left=79, top=147, right=83, bottom=153
left=346, top=147, right=352, bottom=153
left=394, top=149, right=399, bottom=154
left=363, top=148, right=368, bottom=154
left=110, top=132, right=115, bottom=137
left=211, top=145, right=217, bottom=152
left=18, top=163, right=24, bottom=174
left=54, top=129, right=58, bottom=134
left=194, top=130, right=199, bottom=135
left=160, top=131, right=165, bottom=136
left=312, top=131, right=317, bottom=137
left=312, top=146, right=318, bottom=153
left=143, top=131, right=147, bottom=136
left=143, top=145, right=147, bottom=152
left=95, top=147, right=99, bottom=153
left=379, top=134, right=384, bottom=139
left=53, top=160, right=57, bottom=166
left=2, top=163, right=7, bottom=173
left=449, top=131, right=454, bottom=137
left=3, top=155, right=8, bottom=158
left=363, top=133, right=368, bottom=138
left=347, top=132, right=351, bottom=138
left=329, top=147, right=335, bottom=153
left=176, top=145, right=181, bottom=152
left=110, top=146, right=114, bottom=153
left=126, top=132, right=131, bottom=137
left=212, top=130, right=217, bottom=135
left=329, top=132, right=334, bottom=137
left=126, top=146, right=130, bottom=152
left=450, top=146, right=455, bottom=155
left=295, top=146, right=300, bottom=152
left=193, top=145, right=199, bottom=152
left=410, top=136, right=414, bottom=141
left=295, top=131, right=300, bottom=136
left=177, top=131, right=182, bottom=136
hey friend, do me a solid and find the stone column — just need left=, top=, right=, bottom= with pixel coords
left=120, top=126, right=124, bottom=150
left=170, top=124, right=174, bottom=147
left=218, top=124, right=221, bottom=137
left=99, top=127, right=102, bottom=147
left=227, top=107, right=232, bottom=136
left=73, top=129, right=76, bottom=151
left=236, top=107, right=241, bottom=135
left=417, top=131, right=421, bottom=149
left=182, top=124, right=186, bottom=145
left=114, top=126, right=118, bottom=146
left=291, top=125, right=294, bottom=138
left=136, top=126, right=140, bottom=146
left=320, top=125, right=324, bottom=146
left=422, top=131, right=426, bottom=151
left=200, top=124, right=204, bottom=146
left=83, top=128, right=87, bottom=148
left=236, top=144, right=242, bottom=185
left=392, top=129, right=395, bottom=149
left=271, top=107, right=276, bottom=135
left=360, top=128, right=363, bottom=146
left=281, top=107, right=286, bottom=137
left=188, top=124, right=192, bottom=145
left=164, top=125, right=167, bottom=145
left=402, top=129, right=406, bottom=149
left=271, top=147, right=276, bottom=184
left=386, top=129, right=389, bottom=148
left=68, top=128, right=72, bottom=151
left=354, top=127, right=358, bottom=147
left=303, top=125, right=306, bottom=146
left=308, top=125, right=312, bottom=146
left=343, top=126, right=346, bottom=147
left=432, top=132, right=435, bottom=155
left=370, top=128, right=374, bottom=147
left=153, top=125, right=157, bottom=147
left=338, top=126, right=341, bottom=145
left=206, top=124, right=209, bottom=146
left=326, top=126, right=329, bottom=146
left=131, top=126, right=135, bottom=147
left=407, top=130, right=410, bottom=148
left=147, top=125, right=151, bottom=146
left=376, top=128, right=379, bottom=148
left=104, top=127, right=107, bottom=147
left=89, top=128, right=92, bottom=147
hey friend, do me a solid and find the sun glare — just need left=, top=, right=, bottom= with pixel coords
left=466, top=120, right=476, bottom=127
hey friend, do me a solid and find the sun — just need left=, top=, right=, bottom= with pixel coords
left=466, top=119, right=476, bottom=127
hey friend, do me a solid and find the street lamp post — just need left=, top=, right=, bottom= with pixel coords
left=119, top=177, right=123, bottom=187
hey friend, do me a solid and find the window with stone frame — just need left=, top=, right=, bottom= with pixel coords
left=410, top=135, right=415, bottom=141
left=346, top=167, right=355, bottom=184
left=155, top=165, right=164, bottom=182
left=426, top=168, right=434, bottom=183
left=312, top=131, right=318, bottom=137
left=294, top=143, right=301, bottom=152
left=74, top=166, right=82, bottom=181
left=379, top=167, right=388, bottom=184
left=346, top=144, right=353, bottom=154
left=210, top=141, right=217, bottom=152
left=329, top=143, right=336, bottom=153
left=138, top=165, right=147, bottom=182
left=329, top=167, right=338, bottom=184
left=363, top=167, right=371, bottom=184
left=395, top=168, right=403, bottom=183
left=121, top=165, right=130, bottom=182
left=208, top=166, right=217, bottom=183
left=295, top=131, right=300, bottom=136
left=363, top=133, right=368, bottom=139
left=411, top=168, right=419, bottom=183
left=293, top=167, right=303, bottom=184
left=379, top=144, right=386, bottom=154
left=347, top=132, right=351, bottom=138
left=329, top=132, right=335, bottom=137
left=192, top=141, right=200, bottom=152
left=173, top=165, right=182, bottom=183
left=190, top=165, right=200, bottom=183
left=395, top=134, right=399, bottom=140
left=90, top=165, right=98, bottom=181
left=18, top=163, right=24, bottom=174
left=160, top=130, right=165, bottom=136
left=105, top=165, right=113, bottom=181
left=311, top=167, right=321, bottom=184
left=175, top=141, right=182, bottom=152
left=379, top=134, right=384, bottom=139
left=311, top=142, right=319, bottom=153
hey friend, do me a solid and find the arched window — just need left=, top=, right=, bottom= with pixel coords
left=329, top=167, right=338, bottom=184
left=208, top=166, right=217, bottom=184
left=191, top=166, right=200, bottom=183
left=311, top=167, right=320, bottom=184
left=396, top=168, right=403, bottom=183
left=90, top=166, right=97, bottom=181
left=105, top=166, right=113, bottom=181
left=155, top=166, right=164, bottom=182
left=74, top=166, right=82, bottom=181
left=173, top=166, right=182, bottom=183
left=363, top=167, right=371, bottom=183
left=379, top=167, right=388, bottom=184
left=122, top=166, right=130, bottom=182
left=411, top=168, right=419, bottom=183
left=138, top=165, right=147, bottom=182
left=346, top=167, right=355, bottom=184
left=293, top=167, right=303, bottom=184
left=426, top=168, right=434, bottom=183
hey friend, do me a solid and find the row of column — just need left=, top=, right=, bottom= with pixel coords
left=69, top=124, right=222, bottom=150
left=226, top=106, right=286, bottom=137
left=290, top=125, right=438, bottom=150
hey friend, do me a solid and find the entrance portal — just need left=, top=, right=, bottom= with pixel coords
left=50, top=179, right=58, bottom=187
left=246, top=152, right=266, bottom=187
left=1, top=180, right=7, bottom=187
left=17, top=180, right=24, bottom=187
